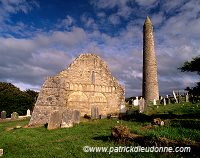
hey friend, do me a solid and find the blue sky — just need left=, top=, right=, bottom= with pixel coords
left=0, top=0, right=199, bottom=97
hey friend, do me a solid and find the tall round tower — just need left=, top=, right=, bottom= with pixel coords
left=142, top=16, right=159, bottom=103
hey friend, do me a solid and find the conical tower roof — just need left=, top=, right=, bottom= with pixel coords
left=144, top=16, right=152, bottom=24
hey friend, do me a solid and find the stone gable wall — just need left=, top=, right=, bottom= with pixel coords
left=29, top=54, right=124, bottom=126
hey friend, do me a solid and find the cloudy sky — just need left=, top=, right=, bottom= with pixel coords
left=0, top=0, right=199, bottom=97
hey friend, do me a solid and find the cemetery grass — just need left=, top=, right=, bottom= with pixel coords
left=0, top=103, right=199, bottom=158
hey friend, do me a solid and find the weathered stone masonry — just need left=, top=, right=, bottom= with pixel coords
left=142, top=16, right=159, bottom=103
left=29, top=54, right=125, bottom=126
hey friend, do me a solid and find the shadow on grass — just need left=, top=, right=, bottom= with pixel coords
left=119, top=112, right=200, bottom=130
left=93, top=136, right=111, bottom=142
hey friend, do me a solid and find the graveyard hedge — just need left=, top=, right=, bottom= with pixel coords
left=0, top=82, right=38, bottom=117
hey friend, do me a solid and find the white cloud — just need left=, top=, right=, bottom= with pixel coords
left=51, top=27, right=87, bottom=46
left=91, top=0, right=132, bottom=24
left=135, top=0, right=157, bottom=7
left=91, top=0, right=127, bottom=9
left=80, top=14, right=98, bottom=30
left=108, top=14, right=120, bottom=25
left=0, top=0, right=199, bottom=97
left=0, top=0, right=39, bottom=22
left=56, top=15, right=74, bottom=29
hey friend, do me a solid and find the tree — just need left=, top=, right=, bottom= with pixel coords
left=179, top=56, right=200, bottom=75
left=0, top=82, right=38, bottom=117
left=179, top=56, right=200, bottom=96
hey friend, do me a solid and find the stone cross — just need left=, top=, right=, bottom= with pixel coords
left=26, top=109, right=31, bottom=117
left=1, top=111, right=6, bottom=119
left=91, top=106, right=99, bottom=119
left=11, top=112, right=19, bottom=120
left=47, top=111, right=62, bottom=130
left=139, top=98, right=145, bottom=113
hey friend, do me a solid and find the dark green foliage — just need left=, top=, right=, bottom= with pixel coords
left=179, top=56, right=200, bottom=75
left=0, top=82, right=38, bottom=117
left=185, top=82, right=200, bottom=97
left=179, top=56, right=200, bottom=96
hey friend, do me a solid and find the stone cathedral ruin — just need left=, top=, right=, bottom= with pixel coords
left=29, top=16, right=159, bottom=126
left=29, top=54, right=125, bottom=126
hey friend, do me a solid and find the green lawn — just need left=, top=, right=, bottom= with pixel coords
left=0, top=102, right=199, bottom=158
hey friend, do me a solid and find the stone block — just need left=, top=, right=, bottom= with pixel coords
left=91, top=106, right=99, bottom=119
left=11, top=112, right=19, bottom=120
left=1, top=111, right=6, bottom=119
left=61, top=109, right=74, bottom=128
left=47, top=111, right=62, bottom=130
left=26, top=109, right=31, bottom=117
left=73, top=110, right=80, bottom=124
left=139, top=98, right=145, bottom=113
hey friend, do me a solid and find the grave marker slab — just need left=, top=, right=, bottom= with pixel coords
left=186, top=93, right=189, bottom=102
left=139, top=98, right=145, bottom=113
left=1, top=111, right=6, bottom=119
left=73, top=110, right=80, bottom=124
left=173, top=91, right=178, bottom=103
left=163, top=98, right=166, bottom=106
left=153, top=99, right=157, bottom=105
left=11, top=112, right=19, bottom=120
left=61, top=109, right=74, bottom=128
left=47, top=111, right=62, bottom=130
left=120, top=105, right=126, bottom=113
left=91, top=106, right=99, bottom=119
left=26, top=109, right=31, bottom=117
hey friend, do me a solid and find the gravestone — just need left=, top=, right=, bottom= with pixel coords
left=133, top=97, right=139, bottom=106
left=186, top=93, right=189, bottom=102
left=61, top=109, right=74, bottom=128
left=163, top=98, right=166, bottom=106
left=131, top=99, right=134, bottom=105
left=166, top=95, right=171, bottom=104
left=120, top=105, right=126, bottom=113
left=11, top=112, right=19, bottom=120
left=91, top=106, right=99, bottom=119
left=1, top=111, right=6, bottom=119
left=73, top=110, right=80, bottom=124
left=47, top=111, right=62, bottom=130
left=177, top=91, right=181, bottom=103
left=159, top=96, right=163, bottom=104
left=168, top=98, right=171, bottom=104
left=173, top=91, right=178, bottom=103
left=99, top=115, right=107, bottom=119
left=139, top=98, right=145, bottom=113
left=26, top=109, right=31, bottom=117
left=153, top=99, right=157, bottom=105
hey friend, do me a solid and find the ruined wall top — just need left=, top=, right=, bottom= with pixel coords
left=51, top=53, right=122, bottom=88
